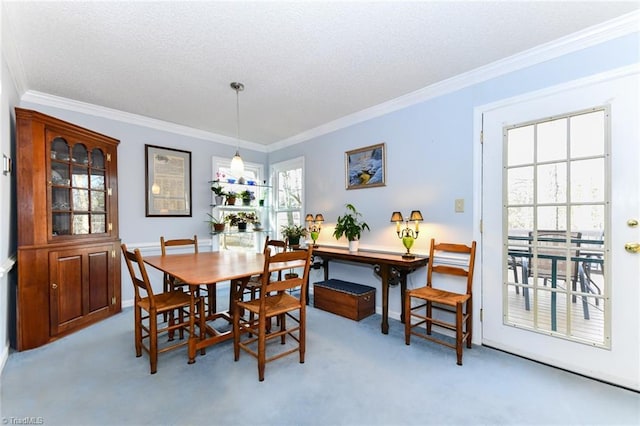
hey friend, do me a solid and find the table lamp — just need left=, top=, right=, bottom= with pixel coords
left=305, top=213, right=324, bottom=247
left=390, top=210, right=423, bottom=259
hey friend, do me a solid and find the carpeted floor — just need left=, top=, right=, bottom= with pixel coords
left=1, top=298, right=638, bottom=426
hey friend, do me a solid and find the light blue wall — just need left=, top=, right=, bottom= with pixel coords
left=1, top=45, right=20, bottom=366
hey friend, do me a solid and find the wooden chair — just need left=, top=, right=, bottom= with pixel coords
left=405, top=239, right=477, bottom=365
left=232, top=237, right=288, bottom=324
left=160, top=235, right=217, bottom=318
left=121, top=244, right=204, bottom=374
left=233, top=245, right=313, bottom=381
left=245, top=236, right=288, bottom=295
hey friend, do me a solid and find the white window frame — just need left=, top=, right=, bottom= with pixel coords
left=270, top=156, right=305, bottom=241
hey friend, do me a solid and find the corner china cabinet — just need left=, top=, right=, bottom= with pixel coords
left=16, top=108, right=121, bottom=351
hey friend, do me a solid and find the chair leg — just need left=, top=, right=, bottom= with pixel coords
left=162, top=275, right=170, bottom=322
left=150, top=310, right=158, bottom=374
left=466, top=299, right=473, bottom=349
left=426, top=300, right=433, bottom=335
left=134, top=306, right=142, bottom=357
left=178, top=304, right=185, bottom=340
left=258, top=312, right=267, bottom=382
left=299, top=306, right=306, bottom=364
left=456, top=303, right=463, bottom=366
left=167, top=309, right=175, bottom=342
left=232, top=302, right=241, bottom=362
left=280, top=313, right=286, bottom=344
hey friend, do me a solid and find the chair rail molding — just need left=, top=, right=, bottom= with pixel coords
left=0, top=254, right=16, bottom=278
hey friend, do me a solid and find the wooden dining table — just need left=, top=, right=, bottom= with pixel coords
left=144, top=251, right=306, bottom=364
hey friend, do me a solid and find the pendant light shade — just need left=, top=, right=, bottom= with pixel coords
left=230, top=82, right=245, bottom=176
left=230, top=149, right=244, bottom=175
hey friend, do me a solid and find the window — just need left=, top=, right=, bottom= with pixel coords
left=271, top=157, right=304, bottom=241
left=504, top=107, right=608, bottom=346
left=211, top=157, right=265, bottom=252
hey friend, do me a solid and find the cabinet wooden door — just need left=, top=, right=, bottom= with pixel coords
left=49, top=243, right=118, bottom=336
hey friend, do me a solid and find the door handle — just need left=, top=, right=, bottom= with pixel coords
left=624, top=243, right=640, bottom=253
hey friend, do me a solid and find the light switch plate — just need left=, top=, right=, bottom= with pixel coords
left=455, top=198, right=464, bottom=213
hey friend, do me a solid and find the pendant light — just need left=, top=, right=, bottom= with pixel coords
left=230, top=81, right=245, bottom=176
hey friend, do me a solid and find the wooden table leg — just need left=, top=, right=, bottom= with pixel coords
left=188, top=288, right=197, bottom=364
left=380, top=264, right=390, bottom=334
left=400, top=270, right=408, bottom=324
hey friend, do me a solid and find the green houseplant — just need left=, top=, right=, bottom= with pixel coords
left=206, top=213, right=226, bottom=233
left=239, top=189, right=255, bottom=206
left=225, top=211, right=258, bottom=231
left=333, top=203, right=370, bottom=252
left=211, top=182, right=226, bottom=206
left=281, top=224, right=308, bottom=246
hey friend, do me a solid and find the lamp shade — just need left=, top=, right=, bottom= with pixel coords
left=409, top=210, right=424, bottom=221
left=230, top=150, right=244, bottom=175
left=305, top=214, right=314, bottom=222
left=390, top=211, right=404, bottom=222
left=315, top=214, right=325, bottom=222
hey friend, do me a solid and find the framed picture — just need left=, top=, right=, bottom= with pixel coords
left=145, top=144, right=192, bottom=217
left=345, top=143, right=386, bottom=190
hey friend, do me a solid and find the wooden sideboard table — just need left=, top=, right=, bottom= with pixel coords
left=311, top=246, right=428, bottom=334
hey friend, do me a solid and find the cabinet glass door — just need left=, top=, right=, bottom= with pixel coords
left=50, top=135, right=109, bottom=237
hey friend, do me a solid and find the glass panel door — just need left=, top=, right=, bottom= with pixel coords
left=504, top=109, right=607, bottom=346
left=481, top=70, right=640, bottom=390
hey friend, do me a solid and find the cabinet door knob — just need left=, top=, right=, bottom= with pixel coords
left=51, top=283, right=58, bottom=289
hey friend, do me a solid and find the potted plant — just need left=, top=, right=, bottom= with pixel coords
left=239, top=189, right=255, bottom=206
left=281, top=224, right=308, bottom=246
left=332, top=203, right=370, bottom=252
left=226, top=211, right=258, bottom=231
left=226, top=191, right=237, bottom=206
left=211, top=182, right=226, bottom=206
left=206, top=213, right=226, bottom=233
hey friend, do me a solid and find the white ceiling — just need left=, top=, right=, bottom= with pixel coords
left=3, top=1, right=639, bottom=148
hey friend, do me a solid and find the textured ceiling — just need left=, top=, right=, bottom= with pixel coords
left=3, top=1, right=639, bottom=146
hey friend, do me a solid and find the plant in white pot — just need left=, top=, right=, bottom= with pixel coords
left=211, top=182, right=226, bottom=206
left=332, top=203, right=370, bottom=252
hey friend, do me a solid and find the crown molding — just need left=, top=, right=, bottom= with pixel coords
left=19, top=90, right=268, bottom=152
left=270, top=10, right=640, bottom=151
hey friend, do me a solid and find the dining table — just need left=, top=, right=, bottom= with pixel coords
left=144, top=250, right=306, bottom=364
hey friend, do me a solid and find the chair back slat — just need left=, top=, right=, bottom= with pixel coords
left=427, top=239, right=477, bottom=295
left=121, top=244, right=156, bottom=308
left=259, top=246, right=313, bottom=303
left=160, top=235, right=198, bottom=256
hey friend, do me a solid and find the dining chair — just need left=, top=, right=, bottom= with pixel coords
left=160, top=235, right=217, bottom=318
left=121, top=244, right=204, bottom=374
left=233, top=236, right=288, bottom=325
left=233, top=245, right=313, bottom=381
left=404, top=239, right=477, bottom=365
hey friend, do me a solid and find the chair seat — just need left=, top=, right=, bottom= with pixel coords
left=138, top=291, right=192, bottom=313
left=238, top=293, right=301, bottom=316
left=408, top=286, right=470, bottom=306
